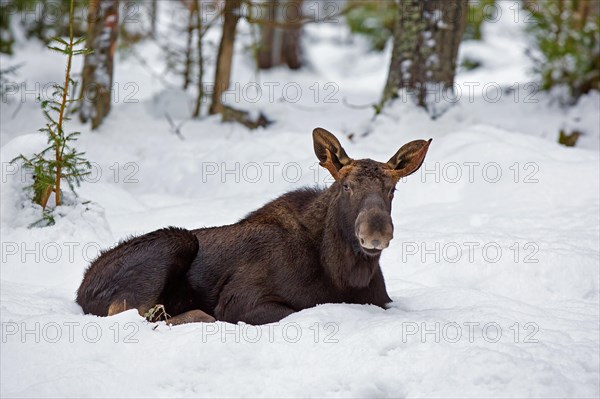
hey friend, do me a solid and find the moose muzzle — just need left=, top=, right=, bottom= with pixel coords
left=355, top=207, right=394, bottom=254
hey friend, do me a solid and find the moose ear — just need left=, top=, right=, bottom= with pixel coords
left=313, top=128, right=352, bottom=180
left=387, top=139, right=432, bottom=179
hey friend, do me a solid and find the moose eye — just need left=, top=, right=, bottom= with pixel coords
left=343, top=183, right=351, bottom=192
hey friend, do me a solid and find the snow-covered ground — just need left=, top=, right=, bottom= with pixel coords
left=1, top=1, right=599, bottom=397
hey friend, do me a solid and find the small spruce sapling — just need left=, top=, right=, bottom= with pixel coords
left=11, top=0, right=93, bottom=226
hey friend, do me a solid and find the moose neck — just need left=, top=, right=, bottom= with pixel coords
left=305, top=183, right=381, bottom=290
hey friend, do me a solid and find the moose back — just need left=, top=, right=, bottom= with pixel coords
left=77, top=128, right=432, bottom=325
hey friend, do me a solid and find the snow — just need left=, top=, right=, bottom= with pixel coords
left=1, top=1, right=599, bottom=398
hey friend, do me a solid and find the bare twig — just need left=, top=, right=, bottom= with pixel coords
left=164, top=112, right=187, bottom=140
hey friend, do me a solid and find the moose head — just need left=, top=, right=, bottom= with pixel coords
left=313, top=128, right=432, bottom=257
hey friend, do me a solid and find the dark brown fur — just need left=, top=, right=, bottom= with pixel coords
left=77, top=129, right=431, bottom=325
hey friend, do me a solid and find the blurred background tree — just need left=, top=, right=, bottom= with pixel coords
left=345, top=0, right=396, bottom=52
left=79, top=0, right=119, bottom=130
left=0, top=0, right=88, bottom=55
left=463, top=0, right=495, bottom=41
left=380, top=0, right=468, bottom=116
left=1, top=0, right=599, bottom=127
left=256, top=0, right=304, bottom=69
left=524, top=0, right=600, bottom=103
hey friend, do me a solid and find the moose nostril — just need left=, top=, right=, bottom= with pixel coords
left=371, top=240, right=380, bottom=248
left=360, top=238, right=365, bottom=245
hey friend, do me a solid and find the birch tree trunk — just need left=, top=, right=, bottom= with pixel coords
left=80, top=0, right=119, bottom=130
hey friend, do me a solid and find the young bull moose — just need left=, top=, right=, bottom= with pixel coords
left=77, top=128, right=431, bottom=325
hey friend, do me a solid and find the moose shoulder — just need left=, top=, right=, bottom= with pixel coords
left=77, top=128, right=432, bottom=325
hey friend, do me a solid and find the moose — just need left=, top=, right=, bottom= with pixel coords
left=77, top=128, right=432, bottom=325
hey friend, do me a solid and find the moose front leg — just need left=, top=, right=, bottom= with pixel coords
left=241, top=302, right=296, bottom=325
left=167, top=309, right=216, bottom=325
left=218, top=300, right=296, bottom=325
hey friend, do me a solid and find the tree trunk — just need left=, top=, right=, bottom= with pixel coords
left=150, top=0, right=158, bottom=37
left=80, top=0, right=119, bottom=130
left=192, top=0, right=203, bottom=118
left=209, top=0, right=241, bottom=115
left=257, top=0, right=303, bottom=70
left=381, top=0, right=467, bottom=114
left=183, top=0, right=197, bottom=90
